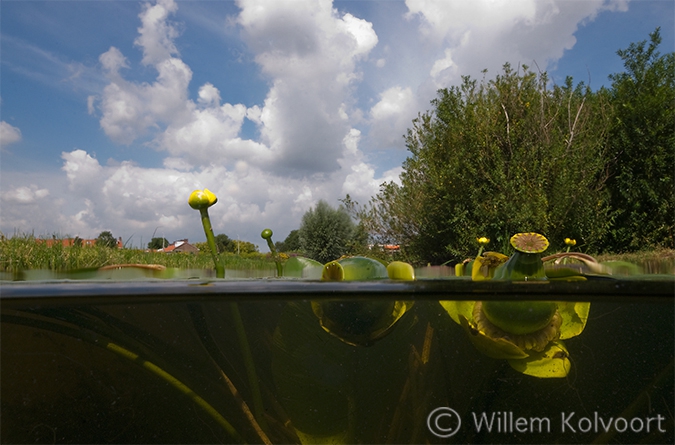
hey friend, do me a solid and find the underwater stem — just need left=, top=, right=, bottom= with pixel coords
left=230, top=302, right=269, bottom=434
left=2, top=313, right=245, bottom=443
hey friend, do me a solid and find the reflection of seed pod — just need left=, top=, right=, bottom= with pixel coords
left=481, top=301, right=558, bottom=335
left=312, top=301, right=395, bottom=346
left=316, top=256, right=410, bottom=346
left=311, top=300, right=411, bottom=347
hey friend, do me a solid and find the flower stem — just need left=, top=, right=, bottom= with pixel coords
left=230, top=302, right=269, bottom=434
left=199, top=208, right=224, bottom=278
left=266, top=238, right=283, bottom=277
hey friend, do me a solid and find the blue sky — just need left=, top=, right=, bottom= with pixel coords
left=1, top=0, right=673, bottom=249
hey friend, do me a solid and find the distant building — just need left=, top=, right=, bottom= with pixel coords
left=158, top=239, right=199, bottom=254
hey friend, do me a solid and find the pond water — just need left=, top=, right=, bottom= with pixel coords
left=1, top=279, right=673, bottom=444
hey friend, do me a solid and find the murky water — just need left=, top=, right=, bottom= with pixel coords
left=1, top=279, right=673, bottom=443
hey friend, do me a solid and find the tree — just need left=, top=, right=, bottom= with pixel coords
left=148, top=237, right=169, bottom=250
left=361, top=64, right=612, bottom=264
left=230, top=240, right=258, bottom=255
left=214, top=234, right=234, bottom=253
left=276, top=229, right=301, bottom=252
left=604, top=28, right=675, bottom=251
left=96, top=231, right=118, bottom=248
left=299, top=200, right=355, bottom=263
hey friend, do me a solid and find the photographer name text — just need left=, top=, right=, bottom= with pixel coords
left=471, top=411, right=666, bottom=434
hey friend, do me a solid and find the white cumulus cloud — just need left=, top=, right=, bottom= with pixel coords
left=0, top=121, right=22, bottom=148
left=369, top=86, right=417, bottom=149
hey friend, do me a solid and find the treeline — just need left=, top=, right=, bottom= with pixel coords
left=352, top=29, right=673, bottom=264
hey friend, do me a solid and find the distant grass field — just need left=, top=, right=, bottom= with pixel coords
left=0, top=235, right=277, bottom=273
left=1, top=234, right=673, bottom=275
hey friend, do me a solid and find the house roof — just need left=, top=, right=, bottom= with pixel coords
left=159, top=239, right=199, bottom=253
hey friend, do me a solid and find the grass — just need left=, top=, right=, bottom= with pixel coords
left=2, top=234, right=673, bottom=275
left=0, top=235, right=277, bottom=273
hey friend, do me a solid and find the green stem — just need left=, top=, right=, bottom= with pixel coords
left=198, top=210, right=264, bottom=432
left=266, top=238, right=283, bottom=277
left=2, top=312, right=244, bottom=443
left=230, top=302, right=269, bottom=434
left=199, top=208, right=224, bottom=278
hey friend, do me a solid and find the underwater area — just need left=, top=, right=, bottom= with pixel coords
left=1, top=277, right=673, bottom=444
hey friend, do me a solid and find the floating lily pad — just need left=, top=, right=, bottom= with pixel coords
left=283, top=257, right=323, bottom=279
left=322, top=257, right=388, bottom=281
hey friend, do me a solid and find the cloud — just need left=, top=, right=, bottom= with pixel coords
left=237, top=0, right=378, bottom=175
left=134, top=0, right=180, bottom=65
left=0, top=121, right=22, bottom=148
left=405, top=0, right=623, bottom=91
left=368, top=86, right=417, bottom=149
left=1, top=185, right=49, bottom=204
left=93, top=0, right=192, bottom=145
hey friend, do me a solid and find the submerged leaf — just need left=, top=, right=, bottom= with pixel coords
left=557, top=302, right=591, bottom=339
left=459, top=315, right=529, bottom=360
left=508, top=341, right=571, bottom=378
left=440, top=301, right=475, bottom=325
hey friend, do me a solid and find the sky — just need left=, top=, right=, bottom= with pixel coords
left=1, top=0, right=673, bottom=250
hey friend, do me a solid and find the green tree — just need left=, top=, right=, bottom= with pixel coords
left=230, top=240, right=258, bottom=255
left=214, top=234, right=235, bottom=253
left=604, top=28, right=675, bottom=251
left=96, top=231, right=118, bottom=249
left=361, top=64, right=612, bottom=264
left=276, top=229, right=301, bottom=252
left=147, top=237, right=169, bottom=250
left=299, top=200, right=355, bottom=263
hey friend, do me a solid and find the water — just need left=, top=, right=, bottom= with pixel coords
left=1, top=279, right=673, bottom=444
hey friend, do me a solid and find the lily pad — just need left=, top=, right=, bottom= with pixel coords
left=459, top=315, right=529, bottom=360
left=439, top=300, right=475, bottom=325
left=283, top=257, right=324, bottom=279
left=557, top=302, right=591, bottom=339
left=508, top=341, right=571, bottom=378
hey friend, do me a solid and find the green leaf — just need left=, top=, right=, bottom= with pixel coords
left=283, top=256, right=324, bottom=279
left=508, top=341, right=571, bottom=378
left=557, top=302, right=591, bottom=340
left=459, top=315, right=529, bottom=360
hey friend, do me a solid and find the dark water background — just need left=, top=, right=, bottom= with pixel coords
left=1, top=280, right=673, bottom=444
